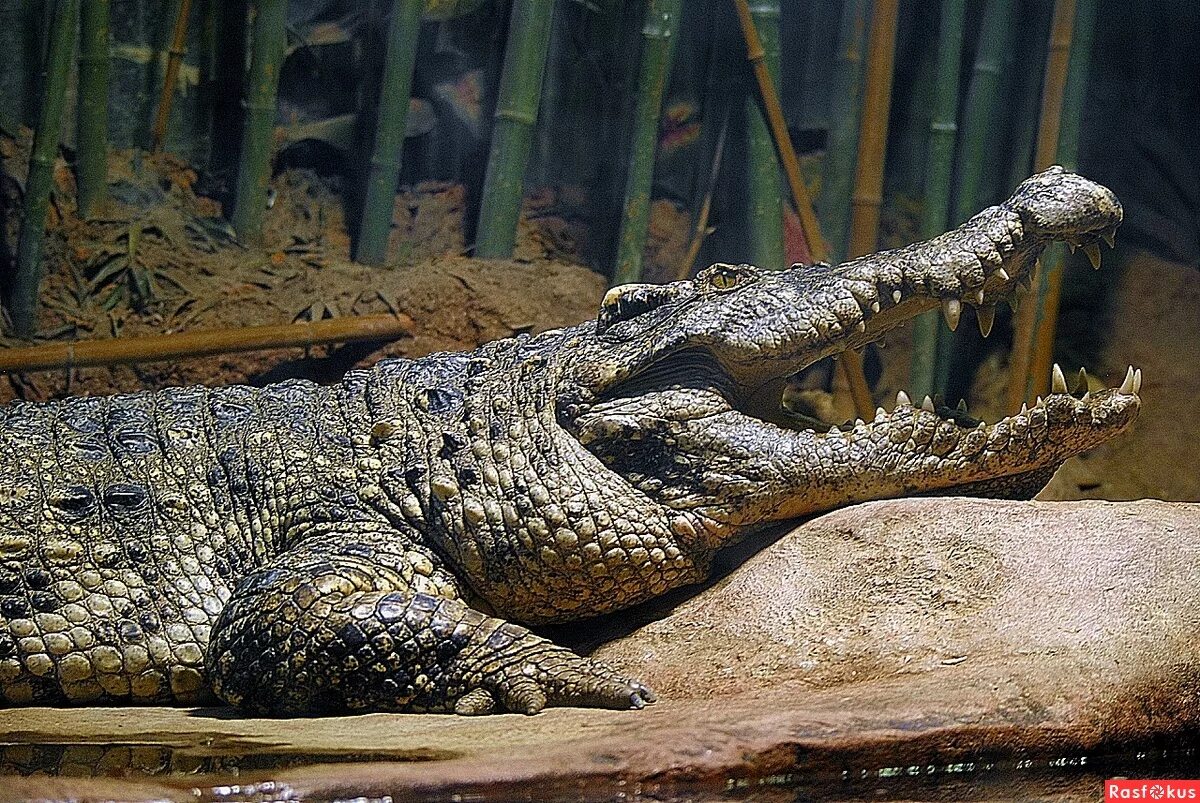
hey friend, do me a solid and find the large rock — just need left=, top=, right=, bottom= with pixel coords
left=2, top=499, right=1197, bottom=800
left=595, top=497, right=1200, bottom=702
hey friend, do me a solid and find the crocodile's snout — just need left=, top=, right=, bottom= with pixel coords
left=1009, top=165, right=1123, bottom=243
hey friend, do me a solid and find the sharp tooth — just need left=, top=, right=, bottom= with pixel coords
left=1132, top=368, right=1142, bottom=395
left=976, top=305, right=995, bottom=337
left=856, top=320, right=867, bottom=333
left=922, top=396, right=936, bottom=413
left=871, top=301, right=881, bottom=313
left=1020, top=403, right=1028, bottom=414
left=1084, top=243, right=1102, bottom=269
left=1035, top=395, right=1044, bottom=407
left=942, top=298, right=961, bottom=331
left=896, top=390, right=912, bottom=406
left=1052, top=363, right=1068, bottom=393
left=956, top=399, right=968, bottom=413
left=855, top=418, right=866, bottom=428
left=972, top=289, right=985, bottom=306
left=1074, top=367, right=1089, bottom=396
left=1103, top=230, right=1116, bottom=248
left=828, top=425, right=841, bottom=436
left=892, top=290, right=902, bottom=304
left=875, top=407, right=887, bottom=419
left=1082, top=391, right=1091, bottom=403
left=1067, top=241, right=1077, bottom=254
left=997, top=268, right=1010, bottom=282
left=1118, top=366, right=1136, bottom=394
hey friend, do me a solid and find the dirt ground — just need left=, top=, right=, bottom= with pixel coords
left=1, top=128, right=1196, bottom=502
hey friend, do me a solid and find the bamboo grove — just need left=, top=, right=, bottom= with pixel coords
left=1, top=0, right=1098, bottom=411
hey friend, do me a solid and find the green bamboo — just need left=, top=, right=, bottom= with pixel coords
left=613, top=0, right=683, bottom=284
left=354, top=0, right=423, bottom=265
left=1005, top=6, right=1049, bottom=196
left=1021, top=0, right=1096, bottom=402
left=909, top=0, right=966, bottom=401
left=76, top=0, right=110, bottom=219
left=8, top=0, right=77, bottom=337
left=231, top=0, right=286, bottom=246
left=474, top=0, right=554, bottom=259
left=816, top=0, right=869, bottom=264
left=743, top=0, right=783, bottom=272
left=930, top=0, right=1016, bottom=395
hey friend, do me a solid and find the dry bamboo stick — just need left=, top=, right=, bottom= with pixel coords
left=1006, top=0, right=1077, bottom=412
left=0, top=314, right=414, bottom=374
left=846, top=0, right=899, bottom=261
left=152, top=0, right=193, bottom=151
left=841, top=0, right=899, bottom=421
left=732, top=0, right=872, bottom=420
left=732, top=0, right=825, bottom=261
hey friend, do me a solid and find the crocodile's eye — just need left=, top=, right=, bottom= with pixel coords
left=701, top=263, right=756, bottom=292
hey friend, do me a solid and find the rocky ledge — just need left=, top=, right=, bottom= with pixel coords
left=2, top=498, right=1197, bottom=800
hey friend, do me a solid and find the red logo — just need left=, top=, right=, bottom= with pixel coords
left=1107, top=780, right=1200, bottom=800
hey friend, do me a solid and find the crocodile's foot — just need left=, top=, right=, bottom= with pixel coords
left=454, top=646, right=656, bottom=716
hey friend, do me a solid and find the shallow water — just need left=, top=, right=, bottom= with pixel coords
left=1, top=739, right=1197, bottom=801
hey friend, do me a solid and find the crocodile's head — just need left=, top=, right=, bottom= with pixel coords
left=557, top=168, right=1140, bottom=530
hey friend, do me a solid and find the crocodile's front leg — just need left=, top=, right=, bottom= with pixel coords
left=206, top=521, right=653, bottom=715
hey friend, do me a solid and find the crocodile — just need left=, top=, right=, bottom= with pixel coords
left=0, top=167, right=1137, bottom=716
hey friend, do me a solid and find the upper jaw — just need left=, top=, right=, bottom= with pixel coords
left=698, top=168, right=1123, bottom=397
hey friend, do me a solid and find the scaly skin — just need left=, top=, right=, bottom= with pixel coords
left=0, top=168, right=1138, bottom=715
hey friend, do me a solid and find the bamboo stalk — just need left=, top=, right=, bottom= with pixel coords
left=846, top=0, right=898, bottom=261
left=1022, top=0, right=1096, bottom=403
left=950, top=0, right=1016, bottom=226
left=929, top=0, right=1016, bottom=395
left=1005, top=8, right=1049, bottom=193
left=231, top=0, right=286, bottom=246
left=76, top=0, right=110, bottom=218
left=676, top=109, right=729, bottom=281
left=612, top=0, right=683, bottom=284
left=151, top=0, right=193, bottom=152
left=733, top=0, right=824, bottom=262
left=354, top=0, right=424, bottom=266
left=742, top=0, right=784, bottom=272
left=817, top=0, right=869, bottom=265
left=735, top=0, right=871, bottom=417
left=474, top=0, right=555, bottom=259
left=839, top=0, right=899, bottom=421
left=1006, top=0, right=1077, bottom=412
left=7, top=0, right=78, bottom=338
left=909, top=0, right=965, bottom=401
left=0, top=314, right=414, bottom=374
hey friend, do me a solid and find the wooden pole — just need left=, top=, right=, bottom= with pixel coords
left=354, top=0, right=424, bottom=266
left=1006, top=0, right=1078, bottom=412
left=8, top=0, right=78, bottom=338
left=231, top=0, right=286, bottom=246
left=76, top=0, right=111, bottom=218
left=474, top=0, right=555, bottom=259
left=613, top=0, right=684, bottom=284
left=0, top=314, right=414, bottom=374
left=151, top=0, right=193, bottom=152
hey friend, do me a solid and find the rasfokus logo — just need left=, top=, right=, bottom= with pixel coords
left=1107, top=780, right=1200, bottom=800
